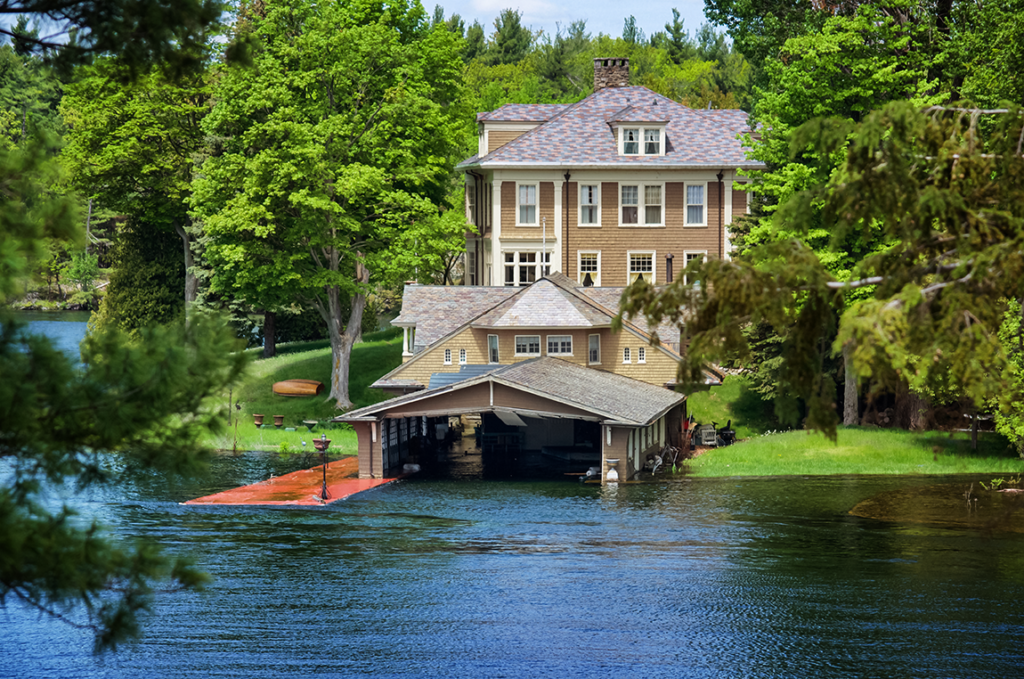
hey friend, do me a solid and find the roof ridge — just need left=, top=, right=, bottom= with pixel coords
left=477, top=90, right=601, bottom=162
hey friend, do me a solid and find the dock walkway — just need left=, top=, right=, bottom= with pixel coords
left=184, top=457, right=397, bottom=506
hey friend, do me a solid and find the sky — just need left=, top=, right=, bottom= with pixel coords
left=436, top=0, right=713, bottom=42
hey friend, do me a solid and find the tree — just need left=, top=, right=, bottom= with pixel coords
left=60, top=61, right=209, bottom=319
left=663, top=8, right=696, bottom=63
left=489, top=8, right=532, bottom=65
left=622, top=15, right=646, bottom=45
left=0, top=106, right=247, bottom=650
left=0, top=0, right=230, bottom=77
left=464, top=20, right=486, bottom=62
left=620, top=102, right=1024, bottom=439
left=193, top=0, right=469, bottom=409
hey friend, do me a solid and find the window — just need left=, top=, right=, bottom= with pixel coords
left=467, top=184, right=476, bottom=225
left=629, top=252, right=655, bottom=284
left=683, top=251, right=707, bottom=285
left=623, top=347, right=631, bottom=364
left=579, top=184, right=600, bottom=225
left=686, top=184, right=705, bottom=225
left=620, top=183, right=664, bottom=226
left=515, top=335, right=541, bottom=356
left=488, top=335, right=499, bottom=363
left=644, top=128, right=660, bottom=154
left=518, top=184, right=537, bottom=225
left=638, top=347, right=646, bottom=364
left=645, top=185, right=662, bottom=224
left=444, top=348, right=452, bottom=365
left=466, top=248, right=477, bottom=286
left=459, top=348, right=467, bottom=364
left=503, top=250, right=550, bottom=287
left=623, top=128, right=640, bottom=154
left=578, top=251, right=600, bottom=287
left=589, top=334, right=601, bottom=364
left=547, top=335, right=572, bottom=355
left=619, top=126, right=665, bottom=156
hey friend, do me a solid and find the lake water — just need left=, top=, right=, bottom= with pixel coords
left=3, top=450, right=1024, bottom=678
left=13, top=310, right=90, bottom=359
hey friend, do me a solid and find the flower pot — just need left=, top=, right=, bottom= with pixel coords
left=273, top=415, right=284, bottom=428
left=253, top=414, right=265, bottom=426
left=313, top=439, right=331, bottom=452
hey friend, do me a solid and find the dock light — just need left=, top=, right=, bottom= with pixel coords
left=313, top=433, right=331, bottom=501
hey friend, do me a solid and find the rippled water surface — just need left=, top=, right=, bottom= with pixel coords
left=4, top=452, right=1024, bottom=678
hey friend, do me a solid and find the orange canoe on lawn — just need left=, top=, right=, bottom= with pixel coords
left=272, top=379, right=325, bottom=397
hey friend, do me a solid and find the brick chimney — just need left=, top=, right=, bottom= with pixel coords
left=593, top=57, right=629, bottom=91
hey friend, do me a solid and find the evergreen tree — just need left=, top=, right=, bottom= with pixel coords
left=664, top=8, right=696, bottom=63
left=489, top=8, right=533, bottom=65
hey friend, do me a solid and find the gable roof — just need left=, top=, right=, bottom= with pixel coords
left=460, top=86, right=763, bottom=170
left=391, top=285, right=516, bottom=349
left=342, top=357, right=684, bottom=426
left=477, top=104, right=569, bottom=122
left=472, top=278, right=612, bottom=328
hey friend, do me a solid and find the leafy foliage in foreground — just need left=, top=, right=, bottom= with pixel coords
left=621, top=103, right=1024, bottom=440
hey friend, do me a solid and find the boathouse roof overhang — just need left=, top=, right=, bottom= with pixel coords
left=337, top=357, right=685, bottom=428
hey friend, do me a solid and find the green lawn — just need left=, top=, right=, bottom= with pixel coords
left=685, top=427, right=1023, bottom=477
left=204, top=328, right=402, bottom=453
left=685, top=374, right=779, bottom=439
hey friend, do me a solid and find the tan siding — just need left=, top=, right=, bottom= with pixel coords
left=386, top=383, right=493, bottom=416
left=539, top=181, right=555, bottom=231
left=492, top=384, right=597, bottom=418
left=731, top=188, right=747, bottom=220
left=488, top=129, right=526, bottom=153
left=600, top=329, right=681, bottom=387
left=501, top=181, right=515, bottom=232
left=356, top=422, right=383, bottom=479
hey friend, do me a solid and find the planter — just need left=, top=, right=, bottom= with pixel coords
left=253, top=414, right=265, bottom=427
left=313, top=439, right=331, bottom=452
left=302, top=420, right=318, bottom=432
left=273, top=415, right=284, bottom=428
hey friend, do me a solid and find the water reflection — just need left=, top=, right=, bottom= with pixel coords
left=4, top=455, right=1024, bottom=678
left=850, top=481, right=1024, bottom=533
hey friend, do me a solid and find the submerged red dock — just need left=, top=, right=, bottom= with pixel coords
left=184, top=457, right=397, bottom=506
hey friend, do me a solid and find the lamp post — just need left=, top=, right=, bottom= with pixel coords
left=314, top=433, right=331, bottom=501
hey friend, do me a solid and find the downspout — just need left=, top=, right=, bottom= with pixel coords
left=717, top=170, right=724, bottom=260
left=563, top=171, right=571, bottom=277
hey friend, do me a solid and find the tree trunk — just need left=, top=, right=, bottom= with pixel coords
left=894, top=380, right=911, bottom=430
left=172, top=222, right=198, bottom=309
left=263, top=310, right=276, bottom=359
left=324, top=259, right=370, bottom=410
left=843, top=342, right=858, bottom=426
left=908, top=391, right=928, bottom=431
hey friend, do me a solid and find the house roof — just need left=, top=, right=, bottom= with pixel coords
left=341, top=357, right=685, bottom=426
left=477, top=104, right=569, bottom=122
left=391, top=285, right=516, bottom=348
left=460, top=86, right=763, bottom=170
left=472, top=278, right=613, bottom=328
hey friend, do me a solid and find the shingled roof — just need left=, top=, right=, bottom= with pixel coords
left=342, top=357, right=684, bottom=426
left=460, top=86, right=762, bottom=170
left=391, top=285, right=516, bottom=350
left=472, top=278, right=613, bottom=328
left=477, top=104, right=569, bottom=122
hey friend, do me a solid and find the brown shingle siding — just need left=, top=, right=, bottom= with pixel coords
left=488, top=129, right=527, bottom=153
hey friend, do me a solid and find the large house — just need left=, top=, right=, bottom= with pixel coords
left=459, top=57, right=764, bottom=288
left=337, top=59, right=762, bottom=484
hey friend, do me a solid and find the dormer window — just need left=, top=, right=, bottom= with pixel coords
left=623, top=128, right=640, bottom=154
left=618, top=126, right=665, bottom=156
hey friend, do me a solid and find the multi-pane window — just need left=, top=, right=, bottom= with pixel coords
left=467, top=184, right=476, bottom=225
left=588, top=334, right=601, bottom=364
left=580, top=185, right=599, bottom=225
left=623, top=128, right=640, bottom=154
left=578, top=252, right=600, bottom=287
left=459, top=348, right=467, bottom=364
left=629, top=252, right=655, bottom=284
left=466, top=249, right=477, bottom=286
left=620, top=184, right=663, bottom=225
left=488, top=335, right=499, bottom=363
left=547, top=335, right=572, bottom=355
left=684, top=251, right=706, bottom=285
left=518, top=184, right=537, bottom=224
left=638, top=347, right=646, bottom=363
left=515, top=335, right=541, bottom=356
left=686, top=184, right=705, bottom=225
left=621, top=185, right=639, bottom=224
left=503, top=251, right=549, bottom=287
left=444, top=348, right=452, bottom=365
left=644, top=128, right=660, bottom=154
left=645, top=185, right=662, bottom=224
left=623, top=347, right=631, bottom=363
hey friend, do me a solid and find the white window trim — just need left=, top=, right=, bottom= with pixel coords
left=459, top=348, right=467, bottom=364
left=617, top=125, right=666, bottom=156
left=488, top=334, right=499, bottom=364
left=577, top=250, right=601, bottom=287
left=546, top=334, right=573, bottom=356
left=444, top=348, right=452, bottom=365
left=627, top=250, right=657, bottom=285
left=578, top=183, right=601, bottom=227
left=618, top=182, right=665, bottom=227
left=623, top=347, right=631, bottom=364
left=515, top=181, right=539, bottom=227
left=514, top=334, right=541, bottom=357
left=502, top=249, right=551, bottom=287
left=683, top=250, right=708, bottom=285
left=684, top=181, right=708, bottom=227
left=588, top=333, right=601, bottom=365
left=638, top=346, right=646, bottom=364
